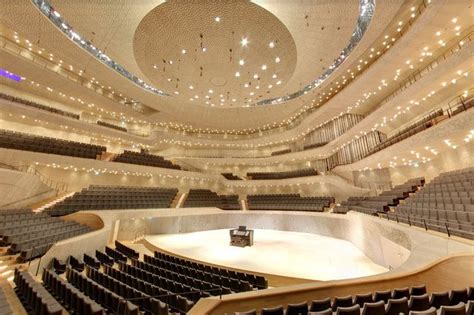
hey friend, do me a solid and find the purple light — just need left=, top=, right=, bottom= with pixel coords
left=0, top=69, right=22, bottom=82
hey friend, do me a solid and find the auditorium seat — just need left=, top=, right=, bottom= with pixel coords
left=408, top=294, right=431, bottom=312
left=287, top=301, right=309, bottom=315
left=336, top=304, right=361, bottom=315
left=97, top=120, right=127, bottom=132
left=336, top=178, right=425, bottom=215
left=13, top=269, right=65, bottom=315
left=0, top=129, right=105, bottom=159
left=430, top=291, right=451, bottom=309
left=388, top=168, right=474, bottom=239
left=0, top=209, right=92, bottom=262
left=113, top=150, right=181, bottom=170
left=247, top=194, right=334, bottom=212
left=409, top=307, right=437, bottom=315
left=310, top=297, right=332, bottom=312
left=0, top=92, right=80, bottom=120
left=261, top=305, right=284, bottom=315
left=247, top=168, right=317, bottom=180
left=183, top=189, right=241, bottom=210
left=361, top=300, right=386, bottom=315
left=46, top=185, right=178, bottom=216
left=234, top=284, right=474, bottom=315
left=439, top=303, right=467, bottom=315
left=385, top=297, right=409, bottom=315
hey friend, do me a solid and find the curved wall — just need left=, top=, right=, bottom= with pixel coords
left=30, top=208, right=472, bottom=276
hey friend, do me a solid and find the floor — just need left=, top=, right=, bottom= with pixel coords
left=145, top=229, right=388, bottom=281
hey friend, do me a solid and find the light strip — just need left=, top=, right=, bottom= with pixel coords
left=31, top=0, right=168, bottom=97
left=255, top=0, right=376, bottom=106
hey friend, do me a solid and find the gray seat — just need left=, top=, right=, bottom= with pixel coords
left=409, top=294, right=431, bottom=312
left=361, top=301, right=385, bottom=315
left=409, top=306, right=437, bottom=315
left=336, top=304, right=361, bottom=315
left=386, top=297, right=409, bottom=315
left=439, top=302, right=467, bottom=315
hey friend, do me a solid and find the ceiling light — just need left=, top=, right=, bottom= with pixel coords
left=235, top=71, right=240, bottom=77
left=53, top=11, right=60, bottom=17
left=272, top=74, right=277, bottom=79
left=153, top=64, right=159, bottom=69
left=268, top=84, right=273, bottom=89
left=276, top=80, right=281, bottom=85
left=239, top=59, right=245, bottom=66
left=189, top=85, right=194, bottom=90
left=181, top=49, right=186, bottom=54
left=208, top=89, right=213, bottom=93
left=275, top=57, right=280, bottom=63
left=215, top=16, right=221, bottom=22
left=240, top=38, right=248, bottom=47
left=253, top=74, right=258, bottom=79
left=261, top=64, right=267, bottom=70
left=452, top=17, right=458, bottom=23
left=202, top=47, right=207, bottom=52
left=269, top=41, right=275, bottom=48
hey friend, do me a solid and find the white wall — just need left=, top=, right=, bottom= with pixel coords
left=0, top=168, right=55, bottom=208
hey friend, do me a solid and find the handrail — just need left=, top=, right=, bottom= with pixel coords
left=0, top=162, right=69, bottom=194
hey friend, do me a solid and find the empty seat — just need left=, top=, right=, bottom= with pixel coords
left=451, top=289, right=469, bottom=305
left=235, top=310, right=257, bottom=315
left=310, top=298, right=332, bottom=312
left=411, top=285, right=427, bottom=296
left=393, top=287, right=411, bottom=299
left=354, top=292, right=373, bottom=307
left=409, top=294, right=431, bottom=312
left=332, top=296, right=354, bottom=311
left=336, top=304, right=361, bottom=315
left=287, top=302, right=309, bottom=315
left=386, top=297, right=409, bottom=315
left=362, top=300, right=385, bottom=315
left=261, top=305, right=284, bottom=315
left=374, top=290, right=392, bottom=303
left=439, top=302, right=467, bottom=315
left=431, top=291, right=451, bottom=308
left=409, top=306, right=437, bottom=315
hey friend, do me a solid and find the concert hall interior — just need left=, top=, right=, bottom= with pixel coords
left=0, top=0, right=473, bottom=314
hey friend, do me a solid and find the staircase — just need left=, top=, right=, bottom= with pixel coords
left=175, top=193, right=188, bottom=208
left=33, top=192, right=75, bottom=212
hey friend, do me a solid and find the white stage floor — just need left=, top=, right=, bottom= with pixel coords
left=145, top=229, right=388, bottom=281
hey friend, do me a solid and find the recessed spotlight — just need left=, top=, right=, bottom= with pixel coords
left=235, top=71, right=240, bottom=77
left=239, top=59, right=245, bottom=66
left=208, top=89, right=213, bottom=93
left=240, top=37, right=248, bottom=47
left=272, top=74, right=277, bottom=79
left=276, top=80, right=281, bottom=85
left=189, top=85, right=194, bottom=90
left=181, top=49, right=186, bottom=54
left=153, top=64, right=159, bottom=69
left=215, top=16, right=221, bottom=22
left=261, top=64, right=267, bottom=70
left=452, top=17, right=458, bottom=23
left=268, top=84, right=273, bottom=89
left=269, top=41, right=275, bottom=48
left=253, top=74, right=258, bottom=79
left=275, top=57, right=280, bottom=63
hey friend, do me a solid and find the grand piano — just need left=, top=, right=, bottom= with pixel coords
left=229, top=226, right=254, bottom=247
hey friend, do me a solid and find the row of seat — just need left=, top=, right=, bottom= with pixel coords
left=154, top=251, right=268, bottom=289
left=46, top=185, right=179, bottom=216
left=0, top=209, right=92, bottom=262
left=247, top=194, right=334, bottom=212
left=42, top=269, right=104, bottom=315
left=183, top=189, right=241, bottom=210
left=13, top=269, right=64, bottom=315
left=335, top=178, right=424, bottom=214
left=97, top=120, right=128, bottom=132
left=113, top=150, right=181, bottom=170
left=235, top=285, right=474, bottom=315
left=221, top=173, right=243, bottom=180
left=140, top=256, right=252, bottom=294
left=0, top=92, right=80, bottom=120
left=247, top=168, right=318, bottom=180
left=0, top=129, right=105, bottom=159
left=387, top=169, right=474, bottom=239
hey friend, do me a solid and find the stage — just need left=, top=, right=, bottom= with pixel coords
left=144, top=228, right=388, bottom=281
